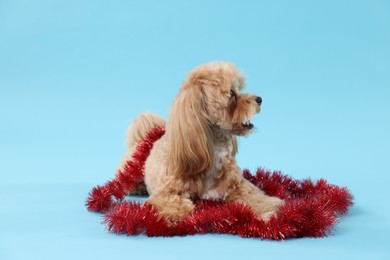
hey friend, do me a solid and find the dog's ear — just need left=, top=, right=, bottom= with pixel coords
left=167, top=83, right=214, bottom=176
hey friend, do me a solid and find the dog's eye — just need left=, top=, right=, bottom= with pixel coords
left=230, top=89, right=235, bottom=98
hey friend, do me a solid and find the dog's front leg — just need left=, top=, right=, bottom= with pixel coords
left=146, top=191, right=195, bottom=225
left=225, top=177, right=283, bottom=222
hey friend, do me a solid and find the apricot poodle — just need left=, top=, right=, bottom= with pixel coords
left=117, top=62, right=283, bottom=224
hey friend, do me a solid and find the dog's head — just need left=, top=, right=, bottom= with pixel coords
left=187, top=62, right=262, bottom=136
left=167, top=62, right=262, bottom=176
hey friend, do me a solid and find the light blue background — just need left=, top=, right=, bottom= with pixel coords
left=1, top=0, right=389, bottom=259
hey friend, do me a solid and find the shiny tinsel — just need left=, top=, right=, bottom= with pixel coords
left=86, top=127, right=353, bottom=240
left=86, top=126, right=165, bottom=213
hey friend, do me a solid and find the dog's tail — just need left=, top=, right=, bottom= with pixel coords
left=126, top=112, right=165, bottom=147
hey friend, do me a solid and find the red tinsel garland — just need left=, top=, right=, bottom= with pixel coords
left=86, top=127, right=353, bottom=240
left=86, top=126, right=166, bottom=213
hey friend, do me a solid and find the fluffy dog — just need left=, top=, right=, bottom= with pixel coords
left=117, top=62, right=283, bottom=224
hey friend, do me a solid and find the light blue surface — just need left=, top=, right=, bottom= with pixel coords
left=1, top=0, right=389, bottom=259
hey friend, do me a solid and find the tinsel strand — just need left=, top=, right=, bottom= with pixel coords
left=87, top=126, right=353, bottom=239
left=86, top=126, right=165, bottom=213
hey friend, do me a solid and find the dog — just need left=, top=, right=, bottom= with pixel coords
left=117, top=62, right=283, bottom=224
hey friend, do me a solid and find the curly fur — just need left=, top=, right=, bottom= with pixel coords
left=117, top=62, right=283, bottom=224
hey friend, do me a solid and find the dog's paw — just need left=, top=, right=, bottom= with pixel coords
left=255, top=197, right=284, bottom=222
left=147, top=194, right=195, bottom=226
left=260, top=210, right=278, bottom=222
left=160, top=204, right=194, bottom=226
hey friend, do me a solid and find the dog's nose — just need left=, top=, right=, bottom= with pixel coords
left=255, top=96, right=262, bottom=105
